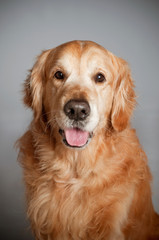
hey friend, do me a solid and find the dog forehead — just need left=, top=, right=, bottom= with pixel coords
left=81, top=48, right=109, bottom=73
left=53, top=41, right=109, bottom=72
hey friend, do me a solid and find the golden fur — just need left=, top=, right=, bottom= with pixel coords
left=17, top=41, right=159, bottom=240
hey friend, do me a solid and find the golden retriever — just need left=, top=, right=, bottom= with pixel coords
left=17, top=40, right=159, bottom=240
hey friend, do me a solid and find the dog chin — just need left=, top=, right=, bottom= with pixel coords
left=59, top=128, right=93, bottom=149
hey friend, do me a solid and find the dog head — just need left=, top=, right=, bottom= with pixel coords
left=24, top=41, right=136, bottom=148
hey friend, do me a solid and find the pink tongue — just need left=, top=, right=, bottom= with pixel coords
left=65, top=128, right=89, bottom=147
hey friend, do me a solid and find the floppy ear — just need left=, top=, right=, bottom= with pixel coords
left=111, top=57, right=136, bottom=132
left=24, top=50, right=50, bottom=121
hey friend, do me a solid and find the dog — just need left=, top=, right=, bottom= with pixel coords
left=17, top=40, right=159, bottom=240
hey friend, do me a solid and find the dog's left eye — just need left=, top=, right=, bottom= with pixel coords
left=94, top=73, right=106, bottom=83
left=54, top=71, right=64, bottom=80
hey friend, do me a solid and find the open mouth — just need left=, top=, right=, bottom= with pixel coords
left=59, top=128, right=93, bottom=148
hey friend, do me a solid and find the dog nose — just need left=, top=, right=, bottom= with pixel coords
left=64, top=99, right=90, bottom=121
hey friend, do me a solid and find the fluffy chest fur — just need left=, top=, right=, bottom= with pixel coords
left=20, top=129, right=143, bottom=240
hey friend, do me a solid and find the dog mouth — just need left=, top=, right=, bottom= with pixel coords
left=59, top=128, right=93, bottom=148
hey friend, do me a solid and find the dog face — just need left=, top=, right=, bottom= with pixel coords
left=24, top=41, right=136, bottom=149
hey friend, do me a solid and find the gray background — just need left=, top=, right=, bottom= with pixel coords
left=0, top=0, right=159, bottom=239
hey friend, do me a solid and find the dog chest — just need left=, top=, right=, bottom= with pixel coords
left=39, top=177, right=133, bottom=240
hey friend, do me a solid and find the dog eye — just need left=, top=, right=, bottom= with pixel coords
left=95, top=73, right=106, bottom=83
left=54, top=71, right=64, bottom=80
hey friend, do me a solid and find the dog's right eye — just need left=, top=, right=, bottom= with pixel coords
left=54, top=71, right=64, bottom=80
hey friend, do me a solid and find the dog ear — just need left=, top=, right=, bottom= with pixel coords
left=23, top=50, right=50, bottom=121
left=111, top=57, right=136, bottom=132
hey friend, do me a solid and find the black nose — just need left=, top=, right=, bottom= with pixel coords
left=64, top=99, right=90, bottom=121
